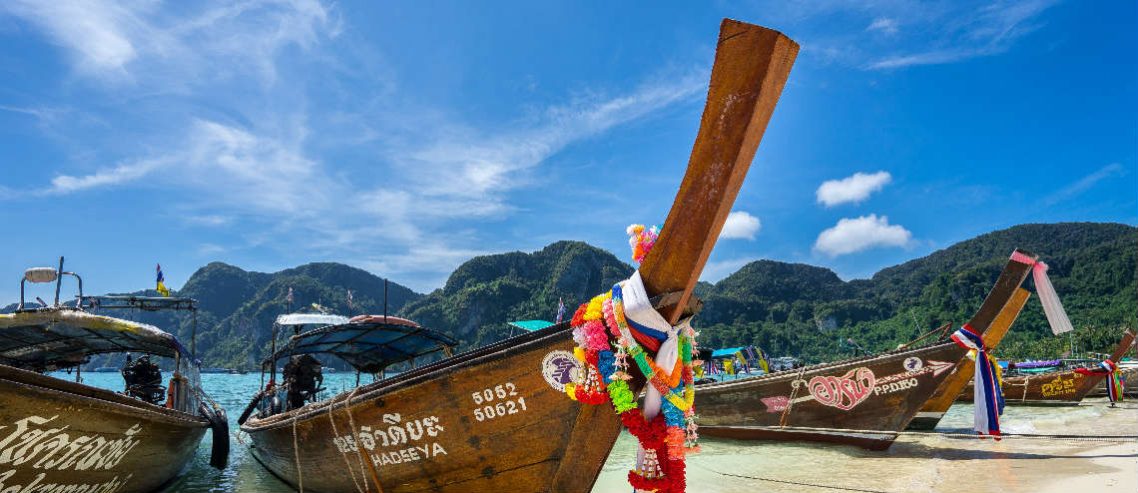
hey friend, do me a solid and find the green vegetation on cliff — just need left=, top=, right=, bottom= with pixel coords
left=10, top=222, right=1130, bottom=370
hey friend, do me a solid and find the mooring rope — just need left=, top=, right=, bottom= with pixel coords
left=327, top=394, right=367, bottom=493
left=718, top=423, right=1138, bottom=444
left=344, top=387, right=385, bottom=493
left=779, top=367, right=808, bottom=426
left=693, top=462, right=892, bottom=493
left=292, top=418, right=304, bottom=493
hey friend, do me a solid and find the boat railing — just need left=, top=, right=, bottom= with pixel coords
left=17, top=257, right=83, bottom=311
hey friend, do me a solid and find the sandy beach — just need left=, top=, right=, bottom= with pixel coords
left=594, top=397, right=1138, bottom=493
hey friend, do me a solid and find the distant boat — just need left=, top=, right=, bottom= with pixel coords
left=959, top=330, right=1135, bottom=405
left=93, top=366, right=119, bottom=372
left=695, top=251, right=1037, bottom=450
left=0, top=261, right=228, bottom=493
left=235, top=20, right=798, bottom=492
left=201, top=367, right=233, bottom=374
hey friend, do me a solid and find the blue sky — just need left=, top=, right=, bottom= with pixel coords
left=1, top=0, right=1135, bottom=303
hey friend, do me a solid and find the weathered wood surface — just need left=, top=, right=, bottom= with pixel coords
left=243, top=18, right=799, bottom=493
left=0, top=363, right=207, bottom=493
left=907, top=287, right=1030, bottom=430
left=960, top=330, right=1136, bottom=405
left=642, top=19, right=798, bottom=323
left=245, top=325, right=626, bottom=492
left=697, top=251, right=1036, bottom=450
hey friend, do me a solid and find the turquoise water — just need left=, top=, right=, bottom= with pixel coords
left=56, top=372, right=1137, bottom=493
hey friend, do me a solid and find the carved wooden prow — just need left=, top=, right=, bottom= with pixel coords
left=639, top=19, right=799, bottom=324
left=1108, top=330, right=1136, bottom=362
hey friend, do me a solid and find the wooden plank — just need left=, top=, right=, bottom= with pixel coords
left=909, top=287, right=1030, bottom=429
left=640, top=19, right=799, bottom=323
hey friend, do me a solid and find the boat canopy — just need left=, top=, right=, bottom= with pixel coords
left=0, top=309, right=193, bottom=371
left=1014, top=359, right=1062, bottom=369
left=711, top=346, right=747, bottom=359
left=275, top=313, right=350, bottom=327
left=263, top=318, right=458, bottom=373
left=508, top=320, right=555, bottom=332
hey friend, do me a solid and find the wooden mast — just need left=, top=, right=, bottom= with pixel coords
left=640, top=19, right=798, bottom=324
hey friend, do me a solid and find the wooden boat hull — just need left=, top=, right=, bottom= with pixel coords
left=959, top=331, right=1136, bottom=405
left=907, top=287, right=1030, bottom=430
left=697, top=342, right=966, bottom=450
left=0, top=363, right=208, bottom=493
left=242, top=324, right=632, bottom=493
left=697, top=251, right=1035, bottom=449
left=960, top=369, right=1092, bottom=406
left=1087, top=366, right=1138, bottom=398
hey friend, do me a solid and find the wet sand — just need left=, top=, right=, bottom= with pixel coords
left=594, top=397, right=1138, bottom=493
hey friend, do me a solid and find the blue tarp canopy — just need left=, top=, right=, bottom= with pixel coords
left=711, top=347, right=747, bottom=359
left=263, top=320, right=457, bottom=373
left=509, top=320, right=555, bottom=332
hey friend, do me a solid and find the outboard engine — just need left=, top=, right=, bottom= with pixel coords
left=283, top=354, right=324, bottom=410
left=122, top=354, right=166, bottom=405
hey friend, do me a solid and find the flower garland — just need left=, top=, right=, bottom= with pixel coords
left=627, top=224, right=659, bottom=264
left=561, top=224, right=699, bottom=493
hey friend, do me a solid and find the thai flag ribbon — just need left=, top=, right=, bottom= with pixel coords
left=1076, top=359, right=1124, bottom=403
left=951, top=324, right=1002, bottom=436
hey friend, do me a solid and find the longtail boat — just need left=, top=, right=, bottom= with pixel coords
left=236, top=18, right=798, bottom=493
left=0, top=260, right=228, bottom=493
left=959, top=329, right=1136, bottom=405
left=906, top=287, right=1031, bottom=430
left=695, top=250, right=1037, bottom=450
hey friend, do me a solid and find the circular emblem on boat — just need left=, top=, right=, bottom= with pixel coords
left=541, top=350, right=581, bottom=392
left=904, top=357, right=923, bottom=372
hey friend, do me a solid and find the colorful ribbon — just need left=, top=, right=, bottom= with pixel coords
left=1075, top=359, right=1125, bottom=403
left=951, top=324, right=1003, bottom=436
left=1010, top=251, right=1073, bottom=335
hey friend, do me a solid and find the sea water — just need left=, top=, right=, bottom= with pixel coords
left=56, top=372, right=1137, bottom=493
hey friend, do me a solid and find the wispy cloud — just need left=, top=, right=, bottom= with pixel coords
left=391, top=72, right=706, bottom=213
left=720, top=211, right=762, bottom=240
left=816, top=171, right=892, bottom=207
left=1044, top=163, right=1127, bottom=206
left=48, top=158, right=165, bottom=194
left=754, top=0, right=1060, bottom=70
left=867, top=17, right=899, bottom=35
left=866, top=0, right=1059, bottom=70
left=4, top=0, right=706, bottom=292
left=814, top=214, right=912, bottom=257
left=1, top=0, right=336, bottom=85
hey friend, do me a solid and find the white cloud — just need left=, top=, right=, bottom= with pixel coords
left=816, top=171, right=892, bottom=207
left=719, top=211, right=762, bottom=240
left=1, top=0, right=142, bottom=76
left=1044, top=163, right=1126, bottom=206
left=1, top=0, right=335, bottom=84
left=49, top=159, right=164, bottom=194
left=866, top=0, right=1058, bottom=70
left=4, top=0, right=706, bottom=293
left=394, top=72, right=706, bottom=210
left=814, top=214, right=912, bottom=257
left=867, top=17, right=899, bottom=35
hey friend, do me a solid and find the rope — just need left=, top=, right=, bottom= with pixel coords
left=721, top=423, right=1138, bottom=444
left=693, top=462, right=892, bottom=493
left=292, top=419, right=304, bottom=493
left=779, top=367, right=807, bottom=427
left=344, top=387, right=385, bottom=493
left=327, top=394, right=367, bottom=493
